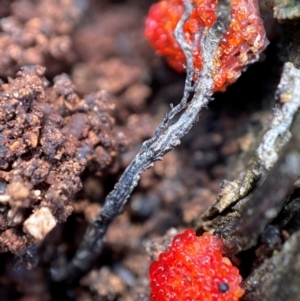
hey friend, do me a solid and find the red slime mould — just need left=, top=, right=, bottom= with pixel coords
left=149, top=229, right=244, bottom=301
left=145, top=0, right=268, bottom=91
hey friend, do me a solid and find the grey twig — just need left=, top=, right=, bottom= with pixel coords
left=198, top=62, right=300, bottom=256
left=143, top=0, right=194, bottom=150
left=173, top=0, right=195, bottom=107
left=51, top=0, right=232, bottom=282
left=257, top=62, right=300, bottom=170
left=200, top=62, right=300, bottom=222
left=223, top=124, right=300, bottom=254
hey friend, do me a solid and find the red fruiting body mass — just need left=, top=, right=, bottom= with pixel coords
left=149, top=229, right=245, bottom=301
left=145, top=0, right=268, bottom=91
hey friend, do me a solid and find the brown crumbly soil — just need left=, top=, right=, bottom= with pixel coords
left=0, top=0, right=287, bottom=301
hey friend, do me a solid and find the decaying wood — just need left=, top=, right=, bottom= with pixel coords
left=196, top=62, right=300, bottom=299
left=243, top=230, right=300, bottom=301
left=200, top=63, right=300, bottom=223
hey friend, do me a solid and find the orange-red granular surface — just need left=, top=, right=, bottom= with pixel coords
left=145, top=0, right=268, bottom=91
left=149, top=229, right=245, bottom=301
